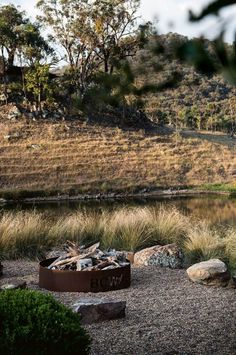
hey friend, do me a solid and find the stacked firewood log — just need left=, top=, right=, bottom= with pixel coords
left=47, top=241, right=129, bottom=271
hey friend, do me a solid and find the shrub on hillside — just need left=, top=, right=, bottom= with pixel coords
left=0, top=289, right=90, bottom=355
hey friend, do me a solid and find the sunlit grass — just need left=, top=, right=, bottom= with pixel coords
left=0, top=211, right=50, bottom=259
left=224, top=228, right=236, bottom=271
left=0, top=119, right=234, bottom=195
left=48, top=210, right=109, bottom=245
left=1, top=206, right=236, bottom=269
left=101, top=207, right=152, bottom=251
left=183, top=221, right=225, bottom=263
left=0, top=206, right=188, bottom=259
left=147, top=206, right=190, bottom=246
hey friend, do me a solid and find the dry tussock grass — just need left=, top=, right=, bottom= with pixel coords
left=146, top=206, right=190, bottom=246
left=1, top=204, right=236, bottom=269
left=101, top=207, right=152, bottom=251
left=0, top=206, right=191, bottom=258
left=224, top=228, right=236, bottom=270
left=0, top=211, right=49, bottom=259
left=184, top=221, right=225, bottom=263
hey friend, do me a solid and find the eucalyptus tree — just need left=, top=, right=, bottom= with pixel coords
left=0, top=4, right=27, bottom=67
left=86, top=0, right=141, bottom=74
left=37, top=0, right=142, bottom=91
left=37, top=0, right=99, bottom=95
left=18, top=22, right=54, bottom=66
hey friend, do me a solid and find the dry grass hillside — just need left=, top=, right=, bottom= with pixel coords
left=0, top=113, right=236, bottom=197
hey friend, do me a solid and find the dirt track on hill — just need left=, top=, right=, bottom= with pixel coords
left=1, top=260, right=236, bottom=355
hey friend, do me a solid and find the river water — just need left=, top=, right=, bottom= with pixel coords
left=2, top=194, right=236, bottom=226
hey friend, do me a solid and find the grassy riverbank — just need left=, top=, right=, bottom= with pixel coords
left=199, top=183, right=236, bottom=195
left=0, top=206, right=235, bottom=270
left=1, top=117, right=236, bottom=197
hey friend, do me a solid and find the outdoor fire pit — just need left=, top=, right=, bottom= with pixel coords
left=39, top=242, right=131, bottom=292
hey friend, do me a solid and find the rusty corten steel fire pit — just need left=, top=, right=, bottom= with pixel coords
left=39, top=257, right=131, bottom=292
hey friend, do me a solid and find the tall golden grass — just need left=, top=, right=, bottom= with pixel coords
left=101, top=207, right=152, bottom=251
left=48, top=211, right=104, bottom=245
left=224, top=228, right=236, bottom=270
left=0, top=206, right=188, bottom=259
left=147, top=206, right=189, bottom=246
left=0, top=206, right=236, bottom=270
left=183, top=221, right=225, bottom=263
left=0, top=211, right=50, bottom=259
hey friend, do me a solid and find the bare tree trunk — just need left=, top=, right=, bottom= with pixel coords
left=7, top=51, right=14, bottom=67
left=19, top=52, right=27, bottom=101
left=104, top=59, right=109, bottom=73
left=1, top=46, right=8, bottom=105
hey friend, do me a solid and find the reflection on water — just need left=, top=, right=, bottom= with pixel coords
left=2, top=194, right=236, bottom=226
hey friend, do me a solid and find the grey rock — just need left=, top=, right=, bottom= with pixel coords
left=8, top=105, right=21, bottom=120
left=71, top=298, right=126, bottom=324
left=42, top=110, right=49, bottom=119
left=0, top=93, right=7, bottom=102
left=0, top=280, right=27, bottom=291
left=134, top=244, right=184, bottom=269
left=187, top=259, right=230, bottom=287
left=4, top=132, right=20, bottom=141
left=30, top=144, right=41, bottom=150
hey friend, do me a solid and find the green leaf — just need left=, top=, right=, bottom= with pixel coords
left=189, top=0, right=236, bottom=22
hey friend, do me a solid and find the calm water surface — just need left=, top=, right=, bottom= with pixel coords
left=2, top=194, right=236, bottom=226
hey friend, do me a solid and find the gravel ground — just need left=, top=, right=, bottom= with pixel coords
left=1, top=260, right=236, bottom=355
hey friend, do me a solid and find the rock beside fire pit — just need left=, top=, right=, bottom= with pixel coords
left=187, top=259, right=230, bottom=287
left=0, top=280, right=27, bottom=291
left=134, top=244, right=184, bottom=269
left=71, top=298, right=126, bottom=324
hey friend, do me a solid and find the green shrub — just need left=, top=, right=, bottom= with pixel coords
left=0, top=290, right=90, bottom=355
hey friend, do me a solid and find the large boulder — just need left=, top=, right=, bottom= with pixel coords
left=187, top=259, right=230, bottom=287
left=134, top=244, right=184, bottom=269
left=71, top=298, right=126, bottom=324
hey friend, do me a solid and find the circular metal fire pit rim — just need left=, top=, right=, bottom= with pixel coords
left=39, top=257, right=131, bottom=292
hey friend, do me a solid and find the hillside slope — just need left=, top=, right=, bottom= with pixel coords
left=136, top=33, right=236, bottom=130
left=0, top=114, right=236, bottom=196
left=1, top=33, right=236, bottom=197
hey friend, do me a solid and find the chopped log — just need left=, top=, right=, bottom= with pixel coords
left=95, top=261, right=120, bottom=270
left=53, top=256, right=81, bottom=267
left=64, top=240, right=81, bottom=255
left=47, top=241, right=129, bottom=271
left=82, top=242, right=100, bottom=256
left=48, top=254, right=70, bottom=269
left=52, top=248, right=100, bottom=268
